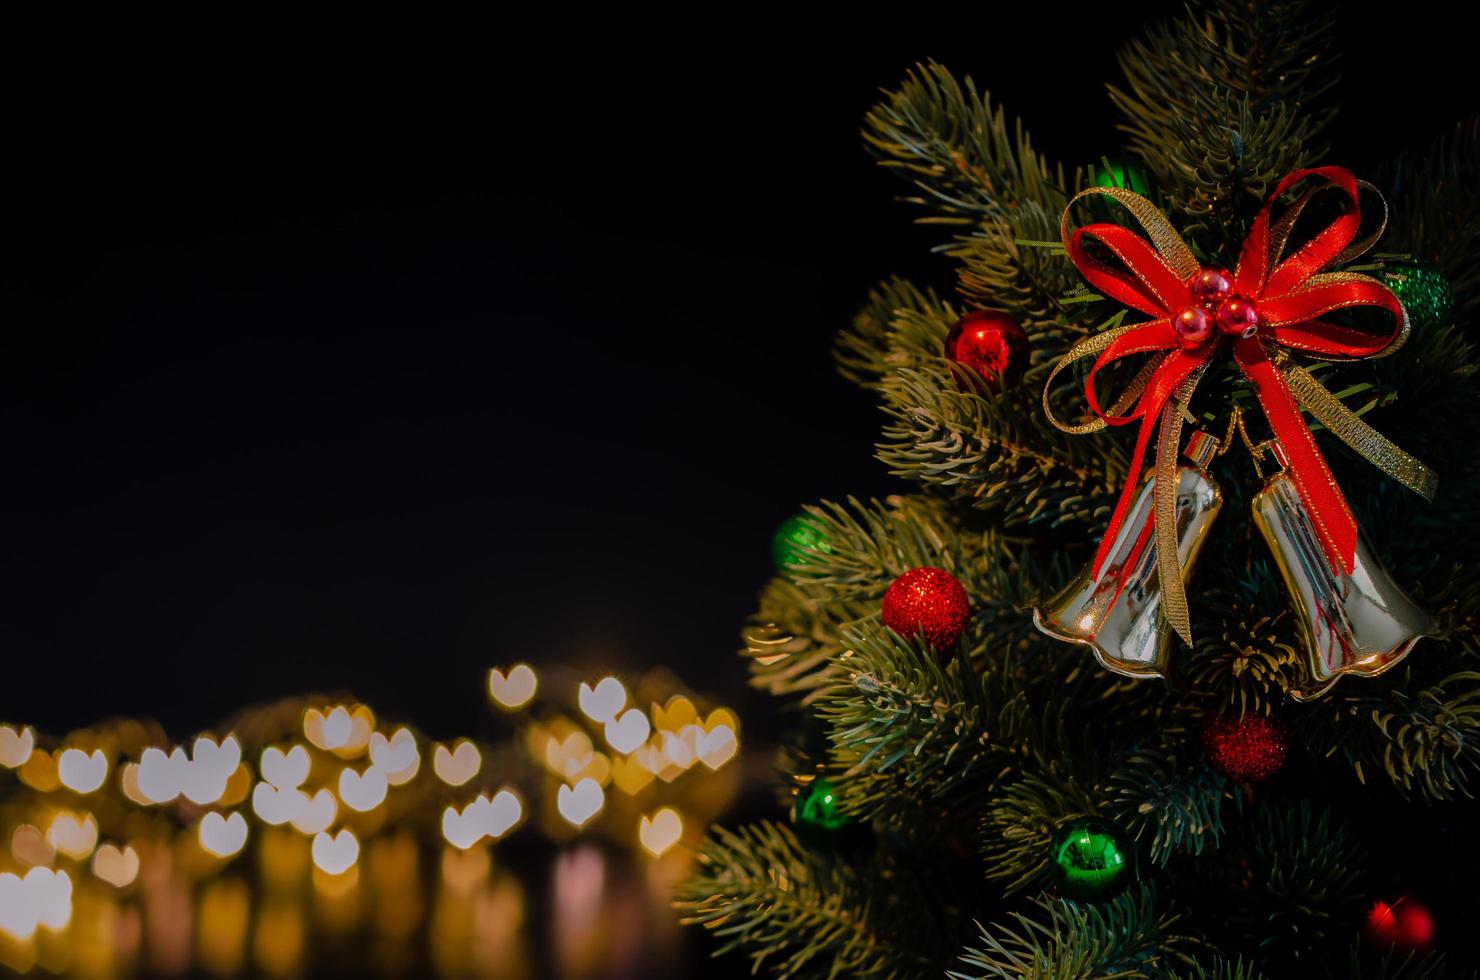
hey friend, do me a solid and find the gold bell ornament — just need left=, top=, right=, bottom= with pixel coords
left=1251, top=442, right=1435, bottom=700
left=1034, top=428, right=1223, bottom=679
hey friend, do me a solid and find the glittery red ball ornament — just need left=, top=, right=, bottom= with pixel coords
left=881, top=566, right=970, bottom=654
left=1201, top=712, right=1289, bottom=783
left=1364, top=896, right=1436, bottom=952
left=945, top=311, right=1030, bottom=393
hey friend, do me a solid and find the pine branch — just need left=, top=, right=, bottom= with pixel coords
left=861, top=61, right=1086, bottom=322
left=741, top=496, right=968, bottom=705
left=1381, top=117, right=1480, bottom=313
left=676, top=821, right=952, bottom=980
left=1108, top=746, right=1236, bottom=865
left=1107, top=0, right=1336, bottom=253
left=862, top=60, right=1071, bottom=223
left=1298, top=669, right=1480, bottom=802
left=948, top=885, right=1196, bottom=980
left=1343, top=947, right=1458, bottom=980
left=835, top=277, right=948, bottom=391
left=742, top=578, right=873, bottom=705
left=814, top=623, right=1022, bottom=821
left=1221, top=802, right=1366, bottom=961
left=877, top=355, right=1129, bottom=530
left=1177, top=958, right=1269, bottom=980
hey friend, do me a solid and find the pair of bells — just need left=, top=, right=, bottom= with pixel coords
left=1033, top=431, right=1433, bottom=700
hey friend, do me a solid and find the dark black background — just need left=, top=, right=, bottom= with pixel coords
left=0, top=8, right=1470, bottom=738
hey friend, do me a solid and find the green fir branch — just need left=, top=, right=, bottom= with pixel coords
left=1298, top=669, right=1480, bottom=801
left=948, top=885, right=1196, bottom=980
left=676, top=821, right=950, bottom=980
left=1108, top=747, right=1236, bottom=865
left=1107, top=0, right=1336, bottom=253
left=1381, top=117, right=1480, bottom=313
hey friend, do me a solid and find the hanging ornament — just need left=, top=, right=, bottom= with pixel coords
left=792, top=777, right=849, bottom=832
left=881, top=567, right=970, bottom=654
left=1048, top=816, right=1135, bottom=902
left=1034, top=429, right=1222, bottom=679
left=1201, top=711, right=1289, bottom=782
left=945, top=311, right=1031, bottom=393
left=1364, top=895, right=1436, bottom=952
left=1251, top=443, right=1434, bottom=700
left=1036, top=167, right=1438, bottom=695
left=771, top=512, right=831, bottom=570
left=1385, top=259, right=1454, bottom=329
left=1092, top=157, right=1154, bottom=196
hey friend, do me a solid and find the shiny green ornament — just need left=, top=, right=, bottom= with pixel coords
left=1092, top=158, right=1153, bottom=196
left=793, top=778, right=849, bottom=831
left=771, top=512, right=831, bottom=569
left=1048, top=817, right=1135, bottom=901
left=1386, top=260, right=1454, bottom=328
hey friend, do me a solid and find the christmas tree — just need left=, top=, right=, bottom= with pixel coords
left=677, top=1, right=1480, bottom=976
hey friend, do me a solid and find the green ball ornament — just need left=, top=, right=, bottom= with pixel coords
left=1092, top=158, right=1153, bottom=196
left=1048, top=817, right=1135, bottom=901
left=793, top=778, right=849, bottom=832
left=1386, top=260, right=1454, bottom=328
left=772, top=512, right=831, bottom=569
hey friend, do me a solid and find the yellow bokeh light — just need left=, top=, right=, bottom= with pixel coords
left=311, top=829, right=359, bottom=876
left=488, top=664, right=538, bottom=709
left=0, top=724, right=36, bottom=768
left=555, top=778, right=604, bottom=829
left=290, top=789, right=338, bottom=836
left=18, top=749, right=60, bottom=792
left=91, top=844, right=140, bottom=888
left=198, top=812, right=249, bottom=859
left=577, top=677, right=626, bottom=723
left=47, top=811, right=98, bottom=860
left=433, top=740, right=481, bottom=787
left=259, top=745, right=311, bottom=790
left=56, top=748, right=108, bottom=794
left=638, top=807, right=683, bottom=857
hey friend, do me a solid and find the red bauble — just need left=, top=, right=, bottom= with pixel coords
left=1201, top=712, right=1289, bottom=783
left=1364, top=896, right=1436, bottom=952
left=1174, top=306, right=1215, bottom=348
left=881, top=567, right=970, bottom=654
left=1189, top=267, right=1233, bottom=306
left=1215, top=296, right=1261, bottom=338
left=945, top=311, right=1030, bottom=392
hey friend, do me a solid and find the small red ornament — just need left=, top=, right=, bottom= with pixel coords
left=1189, top=267, right=1233, bottom=306
left=881, top=566, right=970, bottom=654
left=1174, top=306, right=1215, bottom=348
left=1215, top=296, right=1261, bottom=338
left=1364, top=895, right=1436, bottom=952
left=1201, top=712, right=1289, bottom=783
left=945, top=311, right=1030, bottom=392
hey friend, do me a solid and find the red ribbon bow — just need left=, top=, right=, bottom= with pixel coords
left=1064, top=166, right=1408, bottom=606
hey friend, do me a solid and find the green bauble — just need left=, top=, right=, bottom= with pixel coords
left=1386, top=260, right=1455, bottom=328
left=771, top=512, right=831, bottom=569
left=1048, top=817, right=1135, bottom=901
left=793, top=778, right=849, bottom=831
left=1092, top=158, right=1153, bottom=196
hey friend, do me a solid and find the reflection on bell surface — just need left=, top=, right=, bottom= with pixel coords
left=1034, top=434, right=1223, bottom=680
left=1251, top=468, right=1434, bottom=701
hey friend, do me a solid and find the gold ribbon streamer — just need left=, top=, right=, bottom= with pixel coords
left=1280, top=359, right=1438, bottom=501
left=1154, top=369, right=1204, bottom=645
